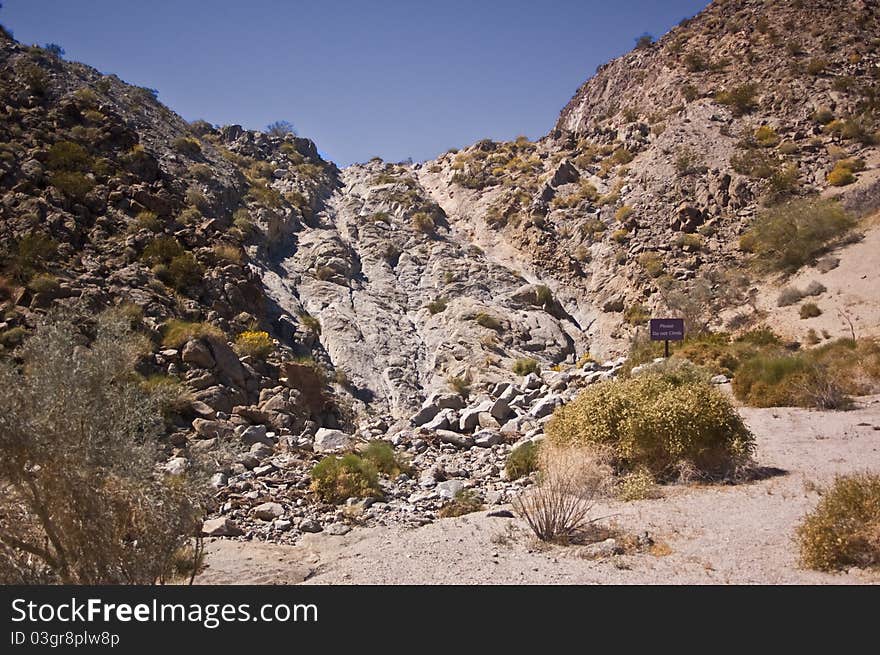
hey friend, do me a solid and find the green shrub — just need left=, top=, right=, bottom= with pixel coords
left=27, top=273, right=59, bottom=295
left=361, top=440, right=409, bottom=477
left=141, top=237, right=184, bottom=265
left=234, top=330, right=273, bottom=358
left=50, top=171, right=94, bottom=200
left=806, top=57, right=828, bottom=75
left=161, top=320, right=224, bottom=348
left=513, top=358, right=539, bottom=376
left=47, top=141, right=90, bottom=171
left=172, top=137, right=202, bottom=158
left=438, top=489, right=484, bottom=518
left=447, top=375, right=471, bottom=397
left=310, top=454, right=380, bottom=504
left=638, top=252, right=664, bottom=277
left=475, top=312, right=503, bottom=331
left=715, top=83, right=759, bottom=116
left=212, top=244, right=242, bottom=263
left=797, top=473, right=880, bottom=571
left=412, top=212, right=435, bottom=234
left=427, top=297, right=448, bottom=315
left=624, top=303, right=650, bottom=326
left=546, top=375, right=755, bottom=480
left=166, top=252, right=203, bottom=290
left=133, top=211, right=161, bottom=233
left=506, top=441, right=539, bottom=480
left=0, top=326, right=27, bottom=348
left=799, top=303, right=822, bottom=319
left=298, top=311, right=321, bottom=334
left=616, top=469, right=658, bottom=501
left=827, top=161, right=855, bottom=186
left=754, top=125, right=780, bottom=147
left=740, top=199, right=855, bottom=272
left=3, top=234, right=57, bottom=282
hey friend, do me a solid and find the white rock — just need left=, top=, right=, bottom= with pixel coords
left=313, top=428, right=353, bottom=453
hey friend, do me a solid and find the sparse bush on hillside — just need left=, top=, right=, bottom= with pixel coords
left=546, top=374, right=755, bottom=480
left=266, top=120, right=296, bottom=137
left=755, top=125, right=780, bottom=147
left=172, top=136, right=202, bottom=158
left=513, top=358, right=539, bottom=376
left=27, top=273, right=59, bottom=295
left=0, top=310, right=208, bottom=583
left=298, top=311, right=321, bottom=335
left=2, top=233, right=57, bottom=283
left=475, top=312, right=503, bottom=331
left=161, top=320, right=225, bottom=348
left=624, top=303, right=649, bottom=326
left=412, top=212, right=435, bottom=234
left=715, top=83, right=759, bottom=116
left=50, top=171, right=94, bottom=201
left=212, top=244, right=242, bottom=264
left=447, top=374, right=471, bottom=397
left=234, top=330, right=273, bottom=358
left=427, top=297, right=448, bottom=315
left=310, top=454, right=379, bottom=504
left=799, top=302, right=822, bottom=319
left=827, top=160, right=858, bottom=186
left=796, top=473, right=880, bottom=572
left=361, top=440, right=409, bottom=477
left=739, top=199, right=855, bottom=272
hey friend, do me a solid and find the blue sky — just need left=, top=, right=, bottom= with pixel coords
left=2, top=0, right=708, bottom=166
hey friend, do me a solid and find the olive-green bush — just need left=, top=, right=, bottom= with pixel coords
left=797, top=473, right=880, bottom=571
left=310, top=454, right=379, bottom=504
left=546, top=374, right=755, bottom=480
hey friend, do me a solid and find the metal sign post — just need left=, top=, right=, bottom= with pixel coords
left=649, top=318, right=685, bottom=357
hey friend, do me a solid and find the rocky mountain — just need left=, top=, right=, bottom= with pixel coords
left=1, top=1, right=879, bottom=540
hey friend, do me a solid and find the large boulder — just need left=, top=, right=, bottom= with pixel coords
left=182, top=339, right=215, bottom=369
left=201, top=517, right=244, bottom=537
left=313, top=428, right=353, bottom=453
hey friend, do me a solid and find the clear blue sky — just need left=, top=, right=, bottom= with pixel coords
left=2, top=0, right=708, bottom=166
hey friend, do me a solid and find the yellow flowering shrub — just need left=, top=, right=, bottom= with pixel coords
left=234, top=330, right=273, bottom=358
left=546, top=374, right=755, bottom=480
left=797, top=473, right=880, bottom=571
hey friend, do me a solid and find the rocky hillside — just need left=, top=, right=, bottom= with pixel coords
left=2, top=1, right=880, bottom=541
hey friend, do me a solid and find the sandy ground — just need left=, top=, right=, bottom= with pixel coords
left=197, top=395, right=880, bottom=585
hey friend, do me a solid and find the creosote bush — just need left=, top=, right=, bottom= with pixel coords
left=310, top=454, right=380, bottom=504
left=799, top=302, right=822, bottom=319
left=797, top=473, right=880, bottom=571
left=0, top=309, right=208, bottom=583
left=546, top=374, right=755, bottom=480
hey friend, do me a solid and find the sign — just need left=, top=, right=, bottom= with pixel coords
left=649, top=318, right=685, bottom=341
left=649, top=318, right=684, bottom=357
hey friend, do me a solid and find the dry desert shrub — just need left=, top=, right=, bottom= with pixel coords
left=512, top=445, right=611, bottom=542
left=797, top=473, right=880, bottom=571
left=0, top=309, right=209, bottom=584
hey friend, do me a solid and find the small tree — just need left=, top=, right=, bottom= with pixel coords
left=0, top=309, right=209, bottom=584
left=266, top=120, right=297, bottom=137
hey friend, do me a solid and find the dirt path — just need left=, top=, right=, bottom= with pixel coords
left=197, top=397, right=880, bottom=585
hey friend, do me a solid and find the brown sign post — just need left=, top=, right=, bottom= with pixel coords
left=649, top=318, right=685, bottom=358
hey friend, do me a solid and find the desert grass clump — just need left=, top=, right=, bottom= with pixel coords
left=777, top=286, right=805, bottom=307
left=234, top=330, right=273, bottom=358
left=616, top=469, right=659, bottom=501
left=438, top=489, right=484, bottom=518
left=310, top=454, right=380, bottom=504
left=512, top=445, right=610, bottom=542
left=505, top=441, right=540, bottom=480
left=212, top=244, right=243, bottom=264
left=447, top=374, right=471, bottom=398
left=715, top=83, right=759, bottom=116
left=547, top=374, right=755, bottom=480
left=0, top=309, right=208, bottom=583
left=739, top=199, right=855, bottom=272
left=474, top=312, right=503, bottom=331
left=427, top=297, right=448, bottom=315
left=797, top=473, right=880, bottom=571
left=172, top=136, right=202, bottom=158
left=161, top=320, right=225, bottom=348
left=512, top=357, right=539, bottom=376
